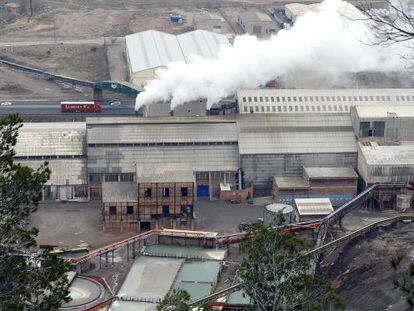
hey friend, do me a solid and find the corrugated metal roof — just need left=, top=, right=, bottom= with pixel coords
left=102, top=182, right=138, bottom=203
left=87, top=122, right=238, bottom=144
left=273, top=176, right=310, bottom=189
left=86, top=115, right=236, bottom=125
left=294, top=198, right=333, bottom=215
left=15, top=122, right=85, bottom=157
left=239, top=11, right=273, bottom=22
left=126, top=30, right=229, bottom=73
left=354, top=105, right=414, bottom=118
left=303, top=166, right=358, bottom=179
left=136, top=164, right=194, bottom=183
left=239, top=131, right=357, bottom=155
left=358, top=141, right=414, bottom=165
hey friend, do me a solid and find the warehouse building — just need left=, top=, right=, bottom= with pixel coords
left=284, top=2, right=364, bottom=23
left=86, top=116, right=240, bottom=200
left=293, top=198, right=334, bottom=222
left=126, top=30, right=229, bottom=87
left=237, top=88, right=414, bottom=114
left=351, top=105, right=414, bottom=140
left=357, top=141, right=414, bottom=187
left=193, top=11, right=230, bottom=34
left=238, top=114, right=357, bottom=193
left=273, top=166, right=358, bottom=206
left=14, top=122, right=88, bottom=201
left=237, top=11, right=279, bottom=37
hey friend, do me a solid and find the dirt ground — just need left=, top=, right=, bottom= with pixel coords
left=326, top=222, right=414, bottom=311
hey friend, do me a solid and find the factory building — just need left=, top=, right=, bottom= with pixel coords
left=237, top=11, right=279, bottom=37
left=14, top=122, right=88, bottom=201
left=351, top=105, right=414, bottom=140
left=284, top=2, right=364, bottom=23
left=193, top=11, right=230, bottom=34
left=273, top=166, right=358, bottom=206
left=238, top=114, right=357, bottom=193
left=357, top=141, right=414, bottom=187
left=136, top=164, right=195, bottom=232
left=102, top=182, right=138, bottom=232
left=237, top=89, right=414, bottom=114
left=125, top=30, right=229, bottom=87
left=86, top=116, right=240, bottom=200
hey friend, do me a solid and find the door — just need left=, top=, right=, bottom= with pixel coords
left=197, top=185, right=209, bottom=198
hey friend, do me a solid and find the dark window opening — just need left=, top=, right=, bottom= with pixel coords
left=162, top=205, right=170, bottom=215
left=163, top=187, right=170, bottom=197
left=127, top=206, right=134, bottom=214
left=109, top=206, right=117, bottom=215
left=181, top=187, right=188, bottom=197
left=144, top=188, right=152, bottom=198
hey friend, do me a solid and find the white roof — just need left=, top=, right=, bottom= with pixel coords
left=294, top=198, right=334, bottom=216
left=358, top=141, right=414, bottom=166
left=286, top=2, right=364, bottom=20
left=285, top=3, right=313, bottom=17
left=126, top=30, right=229, bottom=73
left=354, top=105, right=414, bottom=118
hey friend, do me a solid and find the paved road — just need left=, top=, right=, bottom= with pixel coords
left=0, top=38, right=105, bottom=47
left=0, top=100, right=136, bottom=115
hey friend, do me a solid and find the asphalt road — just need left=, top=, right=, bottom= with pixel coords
left=0, top=100, right=136, bottom=115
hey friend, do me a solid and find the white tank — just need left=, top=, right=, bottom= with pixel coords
left=263, top=203, right=294, bottom=225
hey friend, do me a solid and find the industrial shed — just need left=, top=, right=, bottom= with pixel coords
left=237, top=88, right=414, bottom=114
left=293, top=198, right=334, bottom=222
left=351, top=105, right=414, bottom=140
left=86, top=116, right=240, bottom=200
left=357, top=141, right=414, bottom=186
left=237, top=114, right=357, bottom=193
left=193, top=11, right=229, bottom=34
left=125, top=30, right=229, bottom=87
left=237, top=11, right=279, bottom=37
left=14, top=122, right=87, bottom=201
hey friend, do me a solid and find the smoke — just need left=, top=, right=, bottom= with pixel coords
left=135, top=0, right=409, bottom=110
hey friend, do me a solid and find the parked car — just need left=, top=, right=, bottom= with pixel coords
left=109, top=99, right=121, bottom=106
left=1, top=101, right=12, bottom=106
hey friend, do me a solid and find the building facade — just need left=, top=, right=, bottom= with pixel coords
left=237, top=11, right=279, bottom=37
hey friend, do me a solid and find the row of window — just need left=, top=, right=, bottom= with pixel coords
left=144, top=187, right=188, bottom=198
left=15, top=155, right=84, bottom=160
left=241, top=94, right=414, bottom=103
left=108, top=205, right=191, bottom=216
left=89, top=173, right=134, bottom=183
left=243, top=104, right=349, bottom=113
left=88, top=141, right=237, bottom=148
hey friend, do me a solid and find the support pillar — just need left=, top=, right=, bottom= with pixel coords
left=112, top=251, right=114, bottom=265
left=208, top=172, right=212, bottom=201
left=99, top=255, right=102, bottom=269
left=127, top=243, right=129, bottom=261
left=132, top=241, right=136, bottom=259
left=238, top=169, right=242, bottom=190
left=105, top=252, right=108, bottom=267
left=93, top=88, right=103, bottom=102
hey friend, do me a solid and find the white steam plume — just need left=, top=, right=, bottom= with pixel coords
left=135, top=0, right=409, bottom=110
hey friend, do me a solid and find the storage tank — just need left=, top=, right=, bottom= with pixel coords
left=263, top=203, right=294, bottom=225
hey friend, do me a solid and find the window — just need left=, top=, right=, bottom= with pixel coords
left=127, top=206, right=134, bottom=214
left=244, top=106, right=248, bottom=112
left=396, top=96, right=400, bottom=101
left=120, top=173, right=134, bottom=182
left=261, top=106, right=265, bottom=112
left=304, top=96, right=308, bottom=102
left=105, top=174, right=118, bottom=182
left=259, top=96, right=263, bottom=102
left=322, top=105, right=326, bottom=111
left=144, top=188, right=152, bottom=198
left=359, top=96, right=363, bottom=101
left=311, top=106, right=315, bottom=111
left=293, top=96, right=297, bottom=101
left=411, top=96, right=414, bottom=100
left=401, top=96, right=406, bottom=101
left=266, top=106, right=270, bottom=112
left=162, top=205, right=170, bottom=215
left=242, top=97, right=246, bottom=102
left=376, top=96, right=380, bottom=101
left=364, top=96, right=368, bottom=101
left=300, top=106, right=304, bottom=111
left=248, top=96, right=252, bottom=102
left=254, top=97, right=258, bottom=102
left=294, top=106, right=298, bottom=111
left=283, top=106, right=287, bottom=112
left=315, top=96, right=319, bottom=101
left=370, top=96, right=374, bottom=101
left=276, top=97, right=280, bottom=102
left=282, top=97, right=286, bottom=102
left=278, top=106, right=282, bottom=112
left=342, top=96, right=346, bottom=101
left=317, top=106, right=321, bottom=111
left=320, top=96, right=324, bottom=102
left=181, top=205, right=192, bottom=214
left=181, top=187, right=188, bottom=196
left=265, top=96, right=269, bottom=102
left=287, top=97, right=291, bottom=102
left=162, top=187, right=170, bottom=197
left=289, top=106, right=293, bottom=111
left=309, top=96, right=313, bottom=102
left=339, top=105, right=343, bottom=111
left=89, top=174, right=102, bottom=183
left=109, top=206, right=117, bottom=215
left=333, top=105, right=338, bottom=111
left=255, top=106, right=259, bottom=112
left=272, top=106, right=276, bottom=112
left=306, top=106, right=310, bottom=111
left=328, top=105, right=332, bottom=111
left=348, top=96, right=352, bottom=101
left=337, top=96, right=341, bottom=101
left=298, top=96, right=302, bottom=101
left=387, top=96, right=391, bottom=101
left=271, top=97, right=275, bottom=102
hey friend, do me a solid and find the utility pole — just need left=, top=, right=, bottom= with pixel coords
left=29, top=0, right=33, bottom=17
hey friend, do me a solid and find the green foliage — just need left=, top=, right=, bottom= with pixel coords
left=238, top=223, right=344, bottom=311
left=0, top=114, right=71, bottom=310
left=390, top=253, right=405, bottom=270
left=157, top=289, right=191, bottom=311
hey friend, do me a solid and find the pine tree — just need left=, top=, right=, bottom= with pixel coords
left=0, top=114, right=71, bottom=310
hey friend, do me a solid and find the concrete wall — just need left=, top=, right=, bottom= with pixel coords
left=241, top=153, right=358, bottom=192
